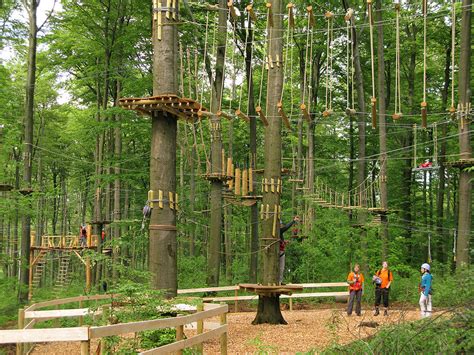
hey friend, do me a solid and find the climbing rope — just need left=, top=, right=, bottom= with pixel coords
left=179, top=42, right=185, bottom=97
left=449, top=0, right=456, bottom=118
left=280, top=3, right=293, bottom=104
left=199, top=11, right=210, bottom=109
left=367, top=0, right=377, bottom=129
left=218, top=8, right=231, bottom=112
left=228, top=16, right=237, bottom=112
left=238, top=11, right=251, bottom=113
left=258, top=5, right=271, bottom=108
left=393, top=2, right=402, bottom=120
left=345, top=8, right=355, bottom=115
left=307, top=11, right=315, bottom=114
left=324, top=11, right=334, bottom=117
left=433, top=122, right=438, bottom=165
left=301, top=8, right=311, bottom=106
left=421, top=0, right=428, bottom=128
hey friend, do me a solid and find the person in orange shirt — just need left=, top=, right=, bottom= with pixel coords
left=346, top=264, right=364, bottom=316
left=372, top=261, right=393, bottom=316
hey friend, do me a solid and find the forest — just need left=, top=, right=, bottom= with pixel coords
left=0, top=0, right=472, bottom=353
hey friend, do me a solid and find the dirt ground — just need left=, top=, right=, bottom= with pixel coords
left=29, top=306, right=430, bottom=354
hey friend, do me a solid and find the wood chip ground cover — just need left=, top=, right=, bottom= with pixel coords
left=30, top=308, right=430, bottom=354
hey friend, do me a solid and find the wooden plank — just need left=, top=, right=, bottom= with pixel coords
left=0, top=327, right=89, bottom=344
left=203, top=295, right=258, bottom=302
left=300, top=282, right=348, bottom=288
left=281, top=292, right=349, bottom=298
left=25, top=294, right=114, bottom=311
left=177, top=286, right=238, bottom=294
left=25, top=308, right=99, bottom=319
left=139, top=325, right=227, bottom=354
left=90, top=304, right=227, bottom=338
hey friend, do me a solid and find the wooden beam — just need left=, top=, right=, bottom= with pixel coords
left=300, top=103, right=310, bottom=122
left=256, top=106, right=269, bottom=126
left=277, top=102, right=291, bottom=130
left=235, top=109, right=250, bottom=123
left=0, top=327, right=89, bottom=344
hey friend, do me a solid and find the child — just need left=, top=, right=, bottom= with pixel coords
left=419, top=263, right=433, bottom=318
left=347, top=264, right=364, bottom=316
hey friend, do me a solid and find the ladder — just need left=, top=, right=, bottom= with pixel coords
left=53, top=251, right=72, bottom=297
left=32, top=250, right=47, bottom=289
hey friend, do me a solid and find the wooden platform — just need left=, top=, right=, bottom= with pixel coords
left=239, top=283, right=303, bottom=296
left=202, top=173, right=233, bottom=182
left=118, top=94, right=208, bottom=121
left=443, top=158, right=474, bottom=169
left=0, top=184, right=13, bottom=192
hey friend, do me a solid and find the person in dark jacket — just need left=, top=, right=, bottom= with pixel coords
left=279, top=215, right=300, bottom=284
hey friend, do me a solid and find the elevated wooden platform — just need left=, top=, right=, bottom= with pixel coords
left=202, top=173, right=233, bottom=182
left=239, top=283, right=303, bottom=297
left=0, top=184, right=13, bottom=192
left=118, top=94, right=208, bottom=121
left=443, top=158, right=474, bottom=169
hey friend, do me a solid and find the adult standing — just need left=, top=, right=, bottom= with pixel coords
left=373, top=261, right=393, bottom=316
left=419, top=263, right=433, bottom=318
left=279, top=215, right=300, bottom=284
left=347, top=264, right=364, bottom=316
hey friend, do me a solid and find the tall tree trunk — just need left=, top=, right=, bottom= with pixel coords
left=19, top=0, right=38, bottom=302
left=375, top=0, right=389, bottom=259
left=344, top=0, right=367, bottom=274
left=253, top=0, right=285, bottom=325
left=149, top=0, right=179, bottom=297
left=206, top=0, right=227, bottom=287
left=245, top=16, right=259, bottom=284
left=455, top=0, right=472, bottom=269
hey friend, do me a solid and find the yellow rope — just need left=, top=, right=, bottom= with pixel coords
left=368, top=0, right=376, bottom=100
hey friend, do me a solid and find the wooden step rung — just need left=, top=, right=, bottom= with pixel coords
left=300, top=103, right=311, bottom=122
left=277, top=102, right=291, bottom=130
left=235, top=109, right=250, bottom=123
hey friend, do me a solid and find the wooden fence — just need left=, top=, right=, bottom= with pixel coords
left=1, top=294, right=228, bottom=355
left=178, top=282, right=349, bottom=311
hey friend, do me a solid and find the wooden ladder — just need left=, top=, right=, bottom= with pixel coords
left=32, top=251, right=48, bottom=289
left=53, top=251, right=72, bottom=297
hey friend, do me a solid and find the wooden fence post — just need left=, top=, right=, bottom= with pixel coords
left=16, top=308, right=25, bottom=355
left=196, top=303, right=203, bottom=353
left=234, top=289, right=238, bottom=312
left=289, top=296, right=293, bottom=311
left=220, top=303, right=227, bottom=355
left=176, top=322, right=184, bottom=355
left=78, top=300, right=83, bottom=326
left=80, top=340, right=90, bottom=355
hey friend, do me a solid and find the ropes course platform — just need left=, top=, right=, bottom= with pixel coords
left=239, top=284, right=303, bottom=297
left=118, top=94, right=208, bottom=121
left=443, top=158, right=474, bottom=169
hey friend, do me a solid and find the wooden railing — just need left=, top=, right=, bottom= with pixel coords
left=2, top=294, right=228, bottom=355
left=30, top=235, right=99, bottom=248
left=178, top=282, right=349, bottom=311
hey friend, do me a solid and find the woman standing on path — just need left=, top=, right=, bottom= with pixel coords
left=347, top=264, right=364, bottom=316
left=419, top=263, right=433, bottom=318
left=373, top=261, right=393, bottom=316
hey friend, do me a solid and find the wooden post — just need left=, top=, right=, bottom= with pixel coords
left=28, top=251, right=34, bottom=301
left=79, top=300, right=84, bottom=326
left=220, top=303, right=228, bottom=355
left=16, top=308, right=24, bottom=355
left=80, top=340, right=90, bottom=355
left=234, top=289, right=239, bottom=312
left=86, top=257, right=91, bottom=293
left=242, top=169, right=248, bottom=196
left=235, top=169, right=241, bottom=196
left=289, top=297, right=293, bottom=311
left=176, top=323, right=184, bottom=355
left=196, top=304, right=204, bottom=352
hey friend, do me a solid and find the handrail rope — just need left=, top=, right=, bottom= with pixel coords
left=228, top=17, right=237, bottom=112
left=199, top=12, right=210, bottom=109
left=218, top=9, right=231, bottom=112
left=280, top=5, right=292, bottom=104
left=450, top=0, right=456, bottom=110
left=238, top=11, right=251, bottom=112
left=302, top=10, right=311, bottom=105
left=258, top=6, right=271, bottom=107
left=368, top=0, right=377, bottom=128
left=307, top=14, right=315, bottom=113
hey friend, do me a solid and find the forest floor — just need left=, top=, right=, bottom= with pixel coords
left=28, top=305, right=433, bottom=354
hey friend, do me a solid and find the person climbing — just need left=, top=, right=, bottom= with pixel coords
left=279, top=215, right=300, bottom=284
left=80, top=224, right=87, bottom=248
left=419, top=263, right=433, bottom=318
left=347, top=263, right=364, bottom=316
left=373, top=261, right=393, bottom=316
